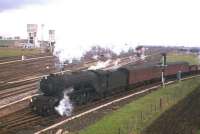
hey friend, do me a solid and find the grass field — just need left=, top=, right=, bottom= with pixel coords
left=78, top=77, right=200, bottom=134
left=167, top=52, right=199, bottom=65
left=0, top=48, right=41, bottom=57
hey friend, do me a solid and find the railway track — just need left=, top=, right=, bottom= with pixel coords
left=0, top=54, right=164, bottom=133
left=0, top=108, right=58, bottom=134
left=0, top=78, right=38, bottom=93
left=0, top=78, right=40, bottom=107
left=0, top=55, right=59, bottom=82
left=0, top=54, right=53, bottom=65
left=0, top=82, right=38, bottom=100
left=0, top=83, right=159, bottom=134
left=1, top=74, right=199, bottom=134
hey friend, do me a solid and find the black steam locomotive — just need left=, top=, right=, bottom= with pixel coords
left=30, top=61, right=200, bottom=116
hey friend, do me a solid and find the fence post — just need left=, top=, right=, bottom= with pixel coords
left=55, top=129, right=63, bottom=134
left=50, top=130, right=54, bottom=134
left=134, top=116, right=137, bottom=130
left=160, top=98, right=163, bottom=110
left=166, top=95, right=169, bottom=105
left=118, top=127, right=121, bottom=134
left=131, top=117, right=135, bottom=133
left=150, top=104, right=153, bottom=113
left=126, top=121, right=131, bottom=134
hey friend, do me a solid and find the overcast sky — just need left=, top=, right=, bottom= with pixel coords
left=0, top=0, right=48, bottom=11
left=0, top=0, right=199, bottom=59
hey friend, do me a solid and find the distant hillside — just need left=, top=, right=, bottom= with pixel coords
left=0, top=48, right=41, bottom=57
left=0, top=40, right=16, bottom=47
left=167, top=52, right=199, bottom=65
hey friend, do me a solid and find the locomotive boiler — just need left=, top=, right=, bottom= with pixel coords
left=30, top=69, right=128, bottom=116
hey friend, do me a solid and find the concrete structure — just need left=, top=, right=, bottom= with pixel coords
left=49, top=30, right=55, bottom=53
left=136, top=46, right=145, bottom=59
left=27, top=24, right=38, bottom=48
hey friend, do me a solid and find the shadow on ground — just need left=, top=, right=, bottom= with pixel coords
left=143, top=86, right=200, bottom=134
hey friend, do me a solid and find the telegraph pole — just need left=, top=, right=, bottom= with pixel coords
left=41, top=24, right=44, bottom=47
left=161, top=53, right=167, bottom=87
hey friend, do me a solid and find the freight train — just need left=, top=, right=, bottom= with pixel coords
left=30, top=60, right=200, bottom=116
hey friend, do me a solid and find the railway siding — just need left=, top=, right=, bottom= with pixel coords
left=0, top=55, right=58, bottom=82
left=0, top=97, right=30, bottom=118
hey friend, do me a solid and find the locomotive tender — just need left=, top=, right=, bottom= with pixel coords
left=30, top=61, right=200, bottom=116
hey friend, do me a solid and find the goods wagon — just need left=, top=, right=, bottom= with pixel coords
left=121, top=62, right=190, bottom=87
left=189, top=65, right=198, bottom=74
left=165, top=62, right=189, bottom=77
left=120, top=63, right=162, bottom=86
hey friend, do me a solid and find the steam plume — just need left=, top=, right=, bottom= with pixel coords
left=54, top=87, right=74, bottom=116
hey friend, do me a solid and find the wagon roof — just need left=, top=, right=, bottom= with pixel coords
left=167, top=61, right=189, bottom=65
left=120, top=61, right=189, bottom=71
left=120, top=62, right=160, bottom=71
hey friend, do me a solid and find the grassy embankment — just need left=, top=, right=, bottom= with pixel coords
left=167, top=52, right=199, bottom=65
left=77, top=77, right=200, bottom=134
left=143, top=79, right=200, bottom=134
left=0, top=48, right=41, bottom=57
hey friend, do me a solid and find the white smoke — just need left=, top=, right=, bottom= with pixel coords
left=111, top=58, right=121, bottom=70
left=114, top=58, right=120, bottom=66
left=88, top=59, right=111, bottom=70
left=55, top=43, right=135, bottom=63
left=54, top=87, right=74, bottom=116
left=141, top=54, right=146, bottom=60
left=92, top=55, right=99, bottom=60
left=88, top=58, right=126, bottom=70
left=130, top=56, right=136, bottom=60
